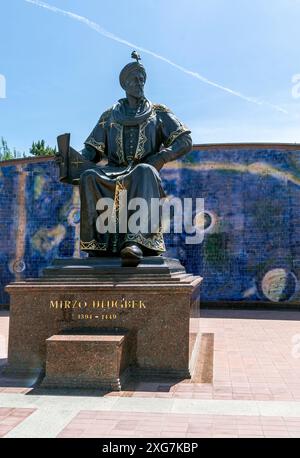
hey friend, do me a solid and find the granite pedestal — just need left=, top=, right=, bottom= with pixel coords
left=5, top=257, right=202, bottom=390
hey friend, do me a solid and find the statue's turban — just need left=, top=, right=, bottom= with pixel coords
left=119, top=62, right=147, bottom=90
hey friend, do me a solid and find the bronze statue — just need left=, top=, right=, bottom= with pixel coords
left=56, top=52, right=192, bottom=263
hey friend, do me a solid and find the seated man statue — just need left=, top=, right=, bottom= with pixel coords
left=56, top=52, right=192, bottom=263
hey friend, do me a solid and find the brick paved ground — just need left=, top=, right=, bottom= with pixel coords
left=1, top=309, right=300, bottom=438
left=0, top=408, right=35, bottom=437
left=57, top=411, right=300, bottom=438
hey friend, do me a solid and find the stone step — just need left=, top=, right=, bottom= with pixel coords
left=41, top=256, right=186, bottom=281
left=33, top=273, right=193, bottom=283
left=41, top=333, right=130, bottom=391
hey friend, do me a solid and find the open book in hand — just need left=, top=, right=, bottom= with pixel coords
left=56, top=133, right=132, bottom=184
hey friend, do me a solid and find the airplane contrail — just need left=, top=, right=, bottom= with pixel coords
left=25, top=0, right=288, bottom=114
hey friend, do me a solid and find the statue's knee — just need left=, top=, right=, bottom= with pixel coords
left=134, top=163, right=155, bottom=175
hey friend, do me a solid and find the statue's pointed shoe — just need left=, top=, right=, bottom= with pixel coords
left=120, top=243, right=143, bottom=267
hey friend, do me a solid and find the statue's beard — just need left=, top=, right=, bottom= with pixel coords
left=126, top=87, right=144, bottom=99
left=128, top=90, right=144, bottom=99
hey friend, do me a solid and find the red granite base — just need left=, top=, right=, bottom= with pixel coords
left=41, top=334, right=130, bottom=390
left=5, top=258, right=202, bottom=388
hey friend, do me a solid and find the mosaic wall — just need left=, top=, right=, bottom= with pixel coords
left=1, top=145, right=300, bottom=305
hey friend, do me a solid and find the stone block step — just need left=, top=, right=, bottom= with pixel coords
left=41, top=333, right=129, bottom=391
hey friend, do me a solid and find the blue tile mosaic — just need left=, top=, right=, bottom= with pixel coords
left=0, top=146, right=300, bottom=305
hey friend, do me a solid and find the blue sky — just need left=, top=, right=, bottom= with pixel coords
left=1, top=0, right=300, bottom=153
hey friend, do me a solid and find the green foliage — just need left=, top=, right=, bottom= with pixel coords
left=0, top=137, right=57, bottom=161
left=29, top=140, right=56, bottom=157
left=0, top=137, right=19, bottom=161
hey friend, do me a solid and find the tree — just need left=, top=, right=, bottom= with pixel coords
left=29, top=140, right=56, bottom=157
left=0, top=137, right=17, bottom=161
left=0, top=137, right=56, bottom=162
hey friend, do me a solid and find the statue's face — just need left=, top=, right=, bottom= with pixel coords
left=124, top=69, right=145, bottom=98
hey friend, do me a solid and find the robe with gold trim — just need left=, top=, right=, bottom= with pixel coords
left=79, top=98, right=192, bottom=255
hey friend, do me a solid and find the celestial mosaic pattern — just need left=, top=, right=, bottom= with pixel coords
left=162, top=146, right=300, bottom=303
left=0, top=145, right=300, bottom=305
left=261, top=269, right=298, bottom=303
